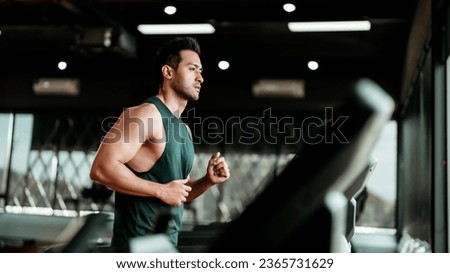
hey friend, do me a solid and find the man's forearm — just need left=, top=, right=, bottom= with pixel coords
left=186, top=175, right=215, bottom=202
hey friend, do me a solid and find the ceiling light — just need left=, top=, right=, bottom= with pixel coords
left=283, top=3, right=296, bottom=13
left=218, top=60, right=230, bottom=70
left=137, top=24, right=215, bottom=35
left=288, top=20, right=371, bottom=32
left=164, top=6, right=177, bottom=15
left=307, top=61, right=319, bottom=70
left=58, top=61, right=67, bottom=70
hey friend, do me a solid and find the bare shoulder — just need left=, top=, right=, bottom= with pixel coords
left=120, top=102, right=164, bottom=142
left=124, top=102, right=160, bottom=120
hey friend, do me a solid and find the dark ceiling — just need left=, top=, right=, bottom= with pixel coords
left=0, top=0, right=420, bottom=117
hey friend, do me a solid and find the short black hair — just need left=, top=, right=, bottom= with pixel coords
left=153, top=37, right=201, bottom=87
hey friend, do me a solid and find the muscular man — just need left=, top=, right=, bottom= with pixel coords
left=90, top=37, right=230, bottom=250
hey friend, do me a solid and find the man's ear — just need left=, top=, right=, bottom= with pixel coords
left=162, top=65, right=173, bottom=80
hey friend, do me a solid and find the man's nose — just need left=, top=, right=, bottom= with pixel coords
left=197, top=73, right=204, bottom=83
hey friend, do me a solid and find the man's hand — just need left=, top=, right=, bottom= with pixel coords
left=157, top=179, right=192, bottom=206
left=206, top=152, right=230, bottom=185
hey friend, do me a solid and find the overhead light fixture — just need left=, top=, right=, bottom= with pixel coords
left=33, top=78, right=80, bottom=96
left=252, top=79, right=305, bottom=98
left=137, top=24, right=215, bottom=35
left=164, top=6, right=177, bottom=15
left=288, top=20, right=371, bottom=32
left=307, top=61, right=319, bottom=71
left=283, top=3, right=296, bottom=13
left=218, top=60, right=230, bottom=70
left=58, top=61, right=68, bottom=71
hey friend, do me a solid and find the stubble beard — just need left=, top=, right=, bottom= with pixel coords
left=177, top=88, right=200, bottom=102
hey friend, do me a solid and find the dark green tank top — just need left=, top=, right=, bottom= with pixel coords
left=111, top=96, right=195, bottom=248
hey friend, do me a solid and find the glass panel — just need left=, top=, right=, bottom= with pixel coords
left=0, top=113, right=14, bottom=209
left=7, top=114, right=34, bottom=211
left=357, top=120, right=397, bottom=228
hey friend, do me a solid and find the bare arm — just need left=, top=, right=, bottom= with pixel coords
left=186, top=152, right=230, bottom=202
left=90, top=105, right=191, bottom=206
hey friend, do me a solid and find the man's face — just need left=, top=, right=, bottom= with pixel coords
left=171, top=50, right=204, bottom=101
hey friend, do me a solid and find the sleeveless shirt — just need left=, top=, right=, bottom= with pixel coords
left=111, top=96, right=195, bottom=249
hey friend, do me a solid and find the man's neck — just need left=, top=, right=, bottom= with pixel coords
left=156, top=92, right=188, bottom=118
